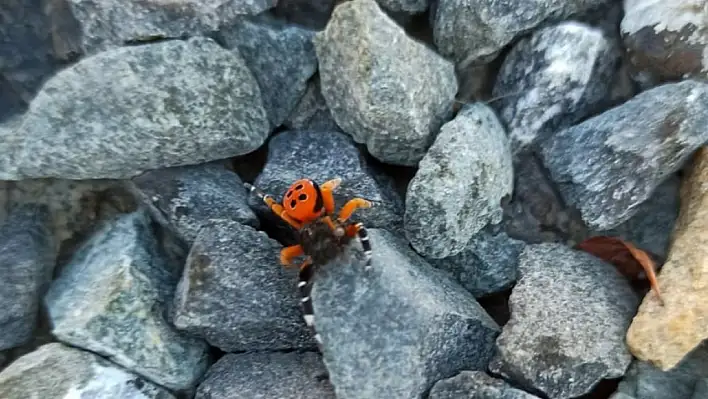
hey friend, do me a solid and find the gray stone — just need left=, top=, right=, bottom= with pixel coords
left=0, top=343, right=175, bottom=399
left=195, top=352, right=335, bottom=399
left=492, top=21, right=621, bottom=154
left=0, top=205, right=55, bottom=351
left=57, top=0, right=274, bottom=54
left=45, top=210, right=211, bottom=391
left=538, top=79, right=708, bottom=230
left=131, top=162, right=258, bottom=246
left=284, top=76, right=342, bottom=133
left=377, top=0, right=429, bottom=14
left=7, top=36, right=270, bottom=180
left=311, top=228, right=501, bottom=399
left=427, top=227, right=525, bottom=298
left=314, top=0, right=457, bottom=166
left=172, top=219, right=315, bottom=351
left=404, top=103, right=513, bottom=259
left=431, top=0, right=612, bottom=66
left=220, top=15, right=318, bottom=128
left=692, top=379, right=708, bottom=399
left=613, top=342, right=708, bottom=399
left=251, top=130, right=404, bottom=238
left=429, top=371, right=541, bottom=399
left=488, top=243, right=640, bottom=399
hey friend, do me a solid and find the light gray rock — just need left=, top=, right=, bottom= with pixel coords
left=428, top=227, right=525, bottom=298
left=57, top=0, right=274, bottom=54
left=311, top=228, right=501, bottom=399
left=0, top=343, right=175, bottom=399
left=131, top=162, right=258, bottom=246
left=314, top=0, right=457, bottom=166
left=220, top=15, right=318, bottom=128
left=251, top=130, right=404, bottom=239
left=492, top=21, right=621, bottom=154
left=538, top=79, right=708, bottom=230
left=195, top=352, right=335, bottom=399
left=0, top=205, right=55, bottom=350
left=7, top=36, right=270, bottom=180
left=284, top=77, right=342, bottom=132
left=45, top=210, right=211, bottom=391
left=172, top=219, right=315, bottom=351
left=404, top=103, right=513, bottom=259
left=431, top=0, right=612, bottom=66
left=489, top=243, right=640, bottom=399
left=428, top=371, right=541, bottom=399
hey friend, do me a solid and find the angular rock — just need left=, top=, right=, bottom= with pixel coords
left=314, top=0, right=457, bottom=166
left=0, top=205, right=55, bottom=350
left=8, top=36, right=270, bottom=180
left=172, top=219, right=315, bottom=351
left=613, top=342, right=708, bottom=399
left=284, top=77, right=342, bottom=133
left=626, top=147, right=708, bottom=371
left=405, top=103, right=513, bottom=259
left=693, top=379, right=708, bottom=399
left=0, top=343, right=175, bottom=399
left=45, top=210, right=211, bottom=391
left=431, top=0, right=611, bottom=66
left=56, top=0, right=274, bottom=54
left=621, top=0, right=708, bottom=87
left=492, top=21, right=621, bottom=154
left=131, top=162, right=258, bottom=246
left=427, top=227, right=525, bottom=298
left=251, top=130, right=404, bottom=239
left=220, top=15, right=318, bottom=128
left=428, top=371, right=541, bottom=399
left=195, top=351, right=335, bottom=398
left=538, top=79, right=708, bottom=230
left=489, top=243, right=640, bottom=399
left=311, top=228, right=501, bottom=399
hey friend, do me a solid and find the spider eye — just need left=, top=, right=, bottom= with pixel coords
left=298, top=193, right=307, bottom=201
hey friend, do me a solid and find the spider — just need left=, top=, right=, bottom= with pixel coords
left=244, top=177, right=373, bottom=345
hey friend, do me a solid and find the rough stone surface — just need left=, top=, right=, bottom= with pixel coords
left=492, top=21, right=621, bottom=154
left=0, top=205, right=55, bottom=351
left=195, top=352, right=335, bottom=399
left=621, top=0, right=708, bottom=87
left=405, top=103, right=513, bottom=259
left=613, top=342, right=708, bottom=399
left=284, top=76, right=342, bottom=132
left=428, top=371, right=541, bottom=399
left=377, top=0, right=429, bottom=14
left=172, top=219, right=315, bottom=351
left=431, top=0, right=612, bottom=66
left=58, top=0, right=274, bottom=54
left=489, top=243, right=640, bottom=399
left=428, top=226, right=525, bottom=298
left=6, top=36, right=270, bottom=180
left=45, top=210, right=211, bottom=391
left=251, top=130, right=404, bottom=240
left=314, top=0, right=458, bottom=166
left=0, top=343, right=175, bottom=399
left=131, top=162, right=258, bottom=246
left=220, top=15, right=318, bottom=128
left=538, top=79, right=708, bottom=230
left=311, top=228, right=501, bottom=399
left=626, top=147, right=708, bottom=371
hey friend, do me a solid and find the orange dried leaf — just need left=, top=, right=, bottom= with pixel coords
left=575, top=236, right=664, bottom=305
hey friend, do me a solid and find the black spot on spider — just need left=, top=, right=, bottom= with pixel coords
left=299, top=193, right=308, bottom=201
left=290, top=199, right=297, bottom=208
left=295, top=184, right=304, bottom=190
left=286, top=190, right=293, bottom=198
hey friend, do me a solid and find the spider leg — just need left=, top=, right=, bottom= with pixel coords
left=320, top=178, right=341, bottom=215
left=297, top=258, right=323, bottom=348
left=346, top=222, right=372, bottom=269
left=280, top=245, right=304, bottom=267
left=244, top=182, right=303, bottom=229
left=337, top=198, right=372, bottom=222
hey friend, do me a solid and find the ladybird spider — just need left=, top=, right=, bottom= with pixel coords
left=244, top=178, right=373, bottom=344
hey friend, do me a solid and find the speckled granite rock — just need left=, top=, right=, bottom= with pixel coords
left=195, top=352, right=335, bottom=398
left=45, top=210, right=210, bottom=391
left=429, top=371, right=540, bottom=399
left=404, top=103, right=513, bottom=259
left=314, top=0, right=457, bottom=166
left=7, top=36, right=270, bottom=180
left=0, top=343, right=175, bottom=399
left=284, top=77, right=342, bottom=132
left=539, top=79, right=708, bottom=230
left=489, top=243, right=639, bottom=399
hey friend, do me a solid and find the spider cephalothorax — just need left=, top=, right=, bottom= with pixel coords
left=244, top=178, right=373, bottom=346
